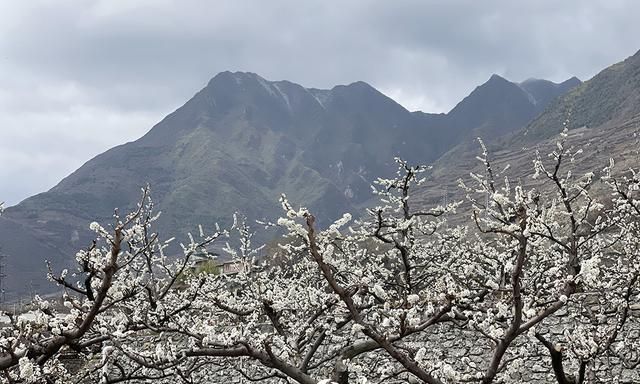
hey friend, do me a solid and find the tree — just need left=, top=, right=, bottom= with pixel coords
left=0, top=134, right=638, bottom=383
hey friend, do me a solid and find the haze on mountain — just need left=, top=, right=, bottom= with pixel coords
left=0, top=66, right=587, bottom=299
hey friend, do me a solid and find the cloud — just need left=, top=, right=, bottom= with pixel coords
left=1, top=0, right=639, bottom=204
left=0, top=103, right=159, bottom=205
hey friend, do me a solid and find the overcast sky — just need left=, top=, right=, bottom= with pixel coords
left=1, top=0, right=640, bottom=206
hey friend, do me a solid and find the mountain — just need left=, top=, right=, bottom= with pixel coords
left=523, top=50, right=640, bottom=140
left=417, top=49, right=640, bottom=217
left=447, top=74, right=542, bottom=139
left=519, top=76, right=581, bottom=114
left=0, top=72, right=578, bottom=299
left=414, top=75, right=583, bottom=148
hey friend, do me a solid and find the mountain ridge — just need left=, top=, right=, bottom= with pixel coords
left=416, top=49, right=640, bottom=227
left=522, top=48, right=640, bottom=140
left=0, top=71, right=580, bottom=299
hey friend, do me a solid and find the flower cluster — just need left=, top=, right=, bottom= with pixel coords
left=0, top=139, right=638, bottom=384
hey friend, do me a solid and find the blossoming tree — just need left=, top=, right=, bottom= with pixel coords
left=0, top=134, right=638, bottom=383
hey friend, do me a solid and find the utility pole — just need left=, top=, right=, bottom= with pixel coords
left=0, top=249, right=6, bottom=310
left=442, top=186, right=448, bottom=207
left=635, top=121, right=639, bottom=164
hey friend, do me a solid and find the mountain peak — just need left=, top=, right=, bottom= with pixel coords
left=487, top=73, right=510, bottom=84
left=560, top=76, right=582, bottom=88
left=346, top=80, right=375, bottom=89
left=473, top=74, right=519, bottom=94
left=516, top=76, right=581, bottom=112
left=455, top=74, right=521, bottom=107
left=445, top=72, right=577, bottom=140
left=525, top=49, right=640, bottom=139
left=207, top=71, right=266, bottom=87
left=330, top=80, right=377, bottom=93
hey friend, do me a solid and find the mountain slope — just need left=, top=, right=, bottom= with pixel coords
left=0, top=71, right=577, bottom=299
left=523, top=49, right=640, bottom=140
left=417, top=49, right=640, bottom=219
left=447, top=74, right=540, bottom=139
left=518, top=76, right=581, bottom=114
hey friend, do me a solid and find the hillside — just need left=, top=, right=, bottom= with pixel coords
left=523, top=49, right=640, bottom=140
left=417, top=49, right=640, bottom=216
left=0, top=72, right=577, bottom=299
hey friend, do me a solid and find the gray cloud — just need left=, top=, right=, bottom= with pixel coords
left=1, top=0, right=639, bottom=205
